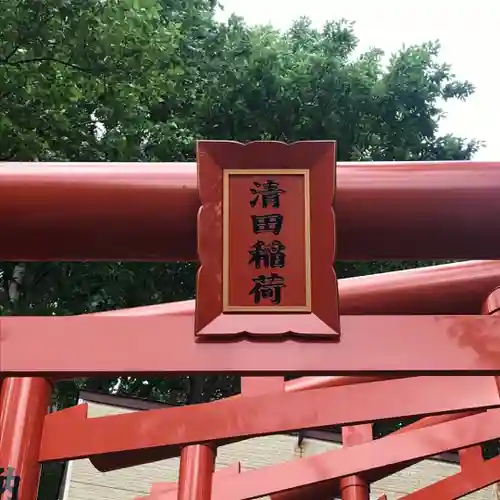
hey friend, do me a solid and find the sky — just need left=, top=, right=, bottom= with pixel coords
left=216, top=0, right=499, bottom=161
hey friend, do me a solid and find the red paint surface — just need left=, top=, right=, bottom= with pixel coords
left=4, top=315, right=500, bottom=374
left=4, top=153, right=500, bottom=500
left=178, top=445, right=216, bottom=500
left=3, top=160, right=500, bottom=260
left=40, top=376, right=500, bottom=464
left=0, top=378, right=51, bottom=500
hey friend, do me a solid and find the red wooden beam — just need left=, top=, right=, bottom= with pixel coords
left=392, top=448, right=500, bottom=499
left=240, top=377, right=285, bottom=395
left=183, top=409, right=500, bottom=500
left=386, top=288, right=500, bottom=498
left=90, top=260, right=500, bottom=316
left=93, top=375, right=387, bottom=473
left=275, top=288, right=500, bottom=500
left=3, top=315, right=500, bottom=375
left=371, top=281, right=500, bottom=500
left=2, top=161, right=500, bottom=261
left=133, top=414, right=490, bottom=500
left=38, top=376, right=500, bottom=465
left=271, top=409, right=483, bottom=500
left=338, top=260, right=500, bottom=315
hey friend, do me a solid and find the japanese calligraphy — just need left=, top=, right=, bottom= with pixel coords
left=247, top=178, right=289, bottom=305
left=249, top=180, right=286, bottom=209
left=249, top=273, right=286, bottom=305
left=0, top=467, right=20, bottom=500
left=248, top=240, right=286, bottom=269
left=251, top=214, right=283, bottom=235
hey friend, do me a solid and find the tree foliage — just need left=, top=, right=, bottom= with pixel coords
left=0, top=2, right=486, bottom=497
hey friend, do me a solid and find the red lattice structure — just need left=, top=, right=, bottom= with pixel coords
left=2, top=140, right=500, bottom=500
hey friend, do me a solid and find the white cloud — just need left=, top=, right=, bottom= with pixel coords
left=216, top=0, right=499, bottom=160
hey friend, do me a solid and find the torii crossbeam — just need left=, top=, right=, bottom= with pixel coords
left=3, top=141, right=500, bottom=500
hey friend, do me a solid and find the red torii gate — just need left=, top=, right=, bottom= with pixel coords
left=2, top=141, right=500, bottom=500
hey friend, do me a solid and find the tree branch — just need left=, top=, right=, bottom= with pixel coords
left=1, top=57, right=93, bottom=73
left=1, top=44, right=21, bottom=63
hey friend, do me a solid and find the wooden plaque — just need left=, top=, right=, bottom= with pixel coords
left=195, top=140, right=340, bottom=339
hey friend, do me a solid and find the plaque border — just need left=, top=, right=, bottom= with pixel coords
left=195, top=140, right=340, bottom=340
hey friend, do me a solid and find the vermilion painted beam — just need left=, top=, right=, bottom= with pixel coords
left=393, top=452, right=500, bottom=499
left=3, top=315, right=500, bottom=375
left=389, top=291, right=500, bottom=499
left=271, top=409, right=483, bottom=500
left=370, top=285, right=500, bottom=500
left=457, top=443, right=484, bottom=470
left=338, top=260, right=500, bottom=315
left=38, top=376, right=500, bottom=465
left=184, top=409, right=500, bottom=500
left=3, top=161, right=500, bottom=261
left=152, top=410, right=481, bottom=500
left=94, top=375, right=388, bottom=473
left=90, top=260, right=500, bottom=316
left=240, top=377, right=285, bottom=395
left=136, top=414, right=490, bottom=500
left=272, top=294, right=500, bottom=500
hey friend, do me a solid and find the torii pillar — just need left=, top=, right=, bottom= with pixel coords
left=0, top=378, right=52, bottom=500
